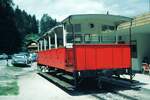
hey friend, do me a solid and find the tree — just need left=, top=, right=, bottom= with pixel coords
left=0, top=0, right=39, bottom=53
left=22, top=33, right=40, bottom=51
left=14, top=7, right=39, bottom=51
left=14, top=7, right=39, bottom=37
left=32, top=15, right=39, bottom=34
left=0, top=0, right=13, bottom=7
left=40, top=14, right=58, bottom=35
left=24, top=33, right=39, bottom=44
left=0, top=0, right=21, bottom=54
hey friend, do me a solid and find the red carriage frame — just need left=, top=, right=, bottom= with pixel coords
left=37, top=14, right=133, bottom=87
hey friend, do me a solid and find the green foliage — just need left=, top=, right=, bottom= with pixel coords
left=0, top=0, right=39, bottom=53
left=24, top=33, right=39, bottom=44
left=0, top=0, right=21, bottom=54
left=0, top=0, right=13, bottom=7
left=0, top=1, right=60, bottom=53
left=40, top=14, right=58, bottom=35
left=0, top=81, right=19, bottom=95
left=14, top=7, right=39, bottom=37
left=14, top=7, right=39, bottom=52
left=21, top=33, right=39, bottom=51
left=25, top=33, right=39, bottom=41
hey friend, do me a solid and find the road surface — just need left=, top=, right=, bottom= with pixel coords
left=0, top=60, right=150, bottom=100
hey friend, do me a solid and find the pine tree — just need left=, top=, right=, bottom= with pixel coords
left=40, top=14, right=58, bottom=35
left=0, top=0, right=21, bottom=54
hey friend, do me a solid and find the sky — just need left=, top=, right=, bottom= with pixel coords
left=13, top=0, right=149, bottom=21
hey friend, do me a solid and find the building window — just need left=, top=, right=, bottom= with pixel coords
left=102, top=25, right=115, bottom=31
left=131, top=41, right=137, bottom=58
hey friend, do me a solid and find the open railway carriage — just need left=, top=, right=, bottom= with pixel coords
left=37, top=14, right=133, bottom=87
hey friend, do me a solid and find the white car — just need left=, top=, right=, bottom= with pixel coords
left=11, top=54, right=30, bottom=66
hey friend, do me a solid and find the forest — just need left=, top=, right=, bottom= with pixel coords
left=0, top=0, right=58, bottom=54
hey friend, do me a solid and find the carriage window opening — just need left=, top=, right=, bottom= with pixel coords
left=66, top=24, right=81, bottom=32
left=58, top=39, right=63, bottom=47
left=89, top=23, right=94, bottom=28
left=101, top=36, right=116, bottom=43
left=109, top=26, right=115, bottom=30
left=42, top=40, right=44, bottom=50
left=66, top=25, right=72, bottom=32
left=102, top=25, right=115, bottom=31
left=84, top=34, right=99, bottom=44
left=67, top=34, right=73, bottom=43
left=75, top=37, right=81, bottom=43
left=44, top=39, right=47, bottom=50
left=85, top=35, right=91, bottom=43
left=102, top=25, right=107, bottom=31
left=118, top=36, right=122, bottom=41
left=75, top=34, right=83, bottom=43
left=118, top=36, right=125, bottom=44
left=91, top=35, right=99, bottom=43
left=67, top=34, right=84, bottom=44
left=74, top=24, right=81, bottom=32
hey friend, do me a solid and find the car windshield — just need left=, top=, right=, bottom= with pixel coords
left=14, top=55, right=26, bottom=59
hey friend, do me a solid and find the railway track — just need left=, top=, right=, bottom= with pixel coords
left=38, top=71, right=74, bottom=91
left=38, top=71, right=150, bottom=100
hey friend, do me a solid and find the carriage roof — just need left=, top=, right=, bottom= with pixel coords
left=38, top=14, right=132, bottom=41
left=62, top=14, right=132, bottom=25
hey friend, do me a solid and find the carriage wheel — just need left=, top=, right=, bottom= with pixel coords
left=97, top=78, right=102, bottom=89
left=73, top=71, right=79, bottom=89
left=37, top=64, right=42, bottom=72
left=128, top=68, right=135, bottom=82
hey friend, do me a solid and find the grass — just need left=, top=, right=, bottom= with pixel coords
left=0, top=81, right=19, bottom=96
left=0, top=60, right=36, bottom=96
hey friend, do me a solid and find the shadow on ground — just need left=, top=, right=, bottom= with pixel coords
left=38, top=71, right=146, bottom=99
left=11, top=64, right=31, bottom=68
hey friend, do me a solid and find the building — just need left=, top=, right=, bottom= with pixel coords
left=27, top=41, right=38, bottom=52
left=115, top=13, right=150, bottom=72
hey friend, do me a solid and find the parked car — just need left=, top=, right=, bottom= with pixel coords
left=0, top=53, right=8, bottom=59
left=11, top=54, right=30, bottom=66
